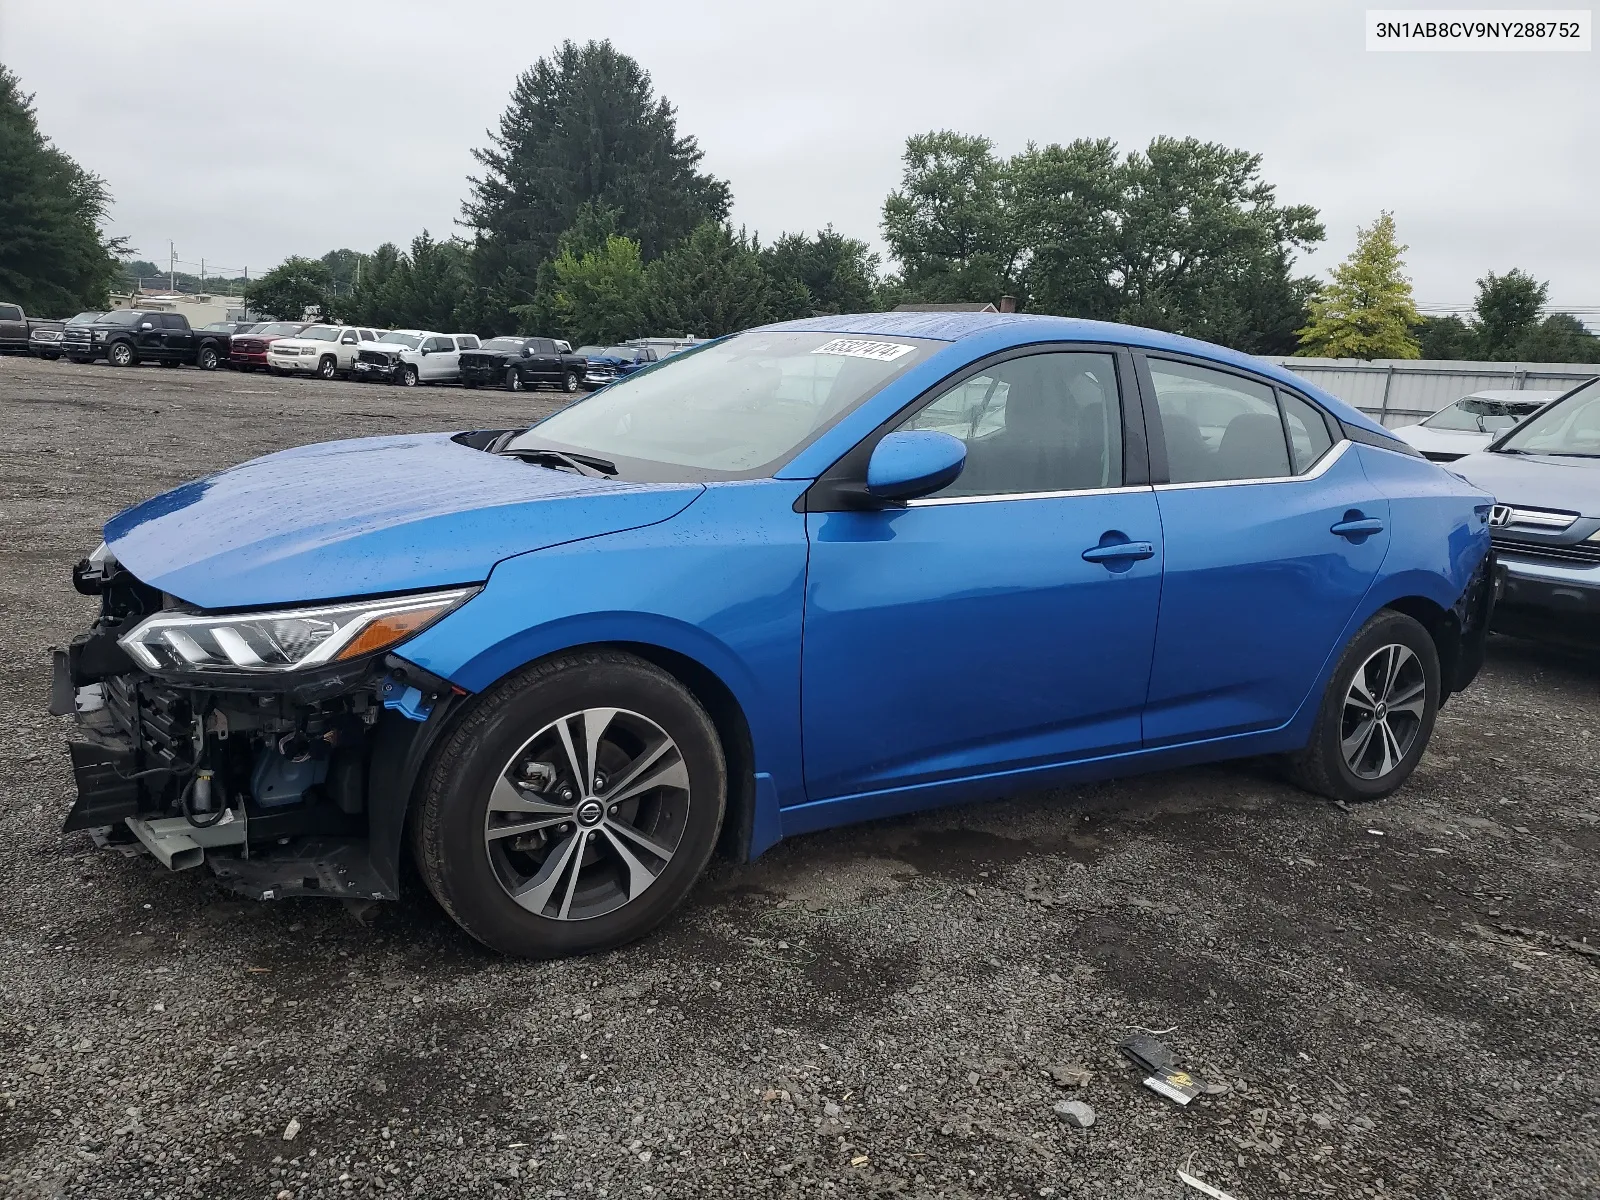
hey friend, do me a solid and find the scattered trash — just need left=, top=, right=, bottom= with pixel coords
left=1177, top=1167, right=1239, bottom=1199
left=282, top=1117, right=301, bottom=1141
left=1131, top=1025, right=1178, bottom=1036
left=1366, top=829, right=1385, bottom=836
left=1053, top=1099, right=1096, bottom=1128
left=849, top=1154, right=869, bottom=1166
left=1119, top=1034, right=1200, bottom=1105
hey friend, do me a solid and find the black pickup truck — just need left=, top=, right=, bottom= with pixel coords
left=458, top=336, right=589, bottom=393
left=59, top=310, right=229, bottom=370
left=0, top=302, right=64, bottom=355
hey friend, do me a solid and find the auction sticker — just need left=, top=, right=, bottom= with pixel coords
left=810, top=338, right=915, bottom=362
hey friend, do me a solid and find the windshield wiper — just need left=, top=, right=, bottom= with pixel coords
left=499, top=446, right=618, bottom=477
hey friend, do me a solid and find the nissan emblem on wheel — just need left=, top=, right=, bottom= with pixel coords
left=50, top=315, right=1497, bottom=958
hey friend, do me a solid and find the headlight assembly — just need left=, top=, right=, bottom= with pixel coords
left=119, top=587, right=474, bottom=674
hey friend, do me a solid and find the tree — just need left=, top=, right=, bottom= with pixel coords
left=1295, top=213, right=1421, bottom=359
left=463, top=40, right=731, bottom=331
left=882, top=132, right=1021, bottom=304
left=761, top=226, right=881, bottom=317
left=547, top=234, right=649, bottom=345
left=643, top=223, right=784, bottom=338
left=0, top=66, right=123, bottom=314
left=1473, top=269, right=1546, bottom=360
left=245, top=256, right=334, bottom=321
left=1515, top=312, right=1600, bottom=363
left=1414, top=314, right=1475, bottom=360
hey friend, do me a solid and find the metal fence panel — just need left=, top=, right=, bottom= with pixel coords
left=1262, top=357, right=1600, bottom=427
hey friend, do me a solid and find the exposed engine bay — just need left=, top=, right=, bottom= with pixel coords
left=50, top=549, right=470, bottom=900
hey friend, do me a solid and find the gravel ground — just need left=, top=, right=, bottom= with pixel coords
left=1, top=353, right=1597, bottom=1200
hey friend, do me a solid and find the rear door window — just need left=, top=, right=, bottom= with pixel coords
left=0, top=305, right=22, bottom=322
left=1148, top=359, right=1290, bottom=484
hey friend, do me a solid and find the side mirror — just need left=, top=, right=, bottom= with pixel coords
left=865, top=430, right=967, bottom=503
left=419, top=347, right=430, bottom=355
left=139, top=322, right=154, bottom=331
left=521, top=347, right=532, bottom=358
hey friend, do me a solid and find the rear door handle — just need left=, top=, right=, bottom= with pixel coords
left=1082, top=541, right=1156, bottom=563
left=1330, top=517, right=1384, bottom=539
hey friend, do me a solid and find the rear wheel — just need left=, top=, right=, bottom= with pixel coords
left=197, top=344, right=219, bottom=371
left=1284, top=610, right=1439, bottom=803
left=414, top=650, right=726, bottom=958
left=562, top=370, right=579, bottom=393
left=504, top=367, right=523, bottom=392
left=107, top=341, right=135, bottom=368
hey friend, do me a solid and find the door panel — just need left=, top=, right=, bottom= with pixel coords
left=802, top=492, right=1163, bottom=799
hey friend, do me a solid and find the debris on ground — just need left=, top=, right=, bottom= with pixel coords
left=1177, top=1166, right=1239, bottom=1199
left=1119, top=1034, right=1201, bottom=1105
left=1046, top=1063, right=1094, bottom=1088
left=1053, top=1099, right=1096, bottom=1128
left=282, top=1117, right=301, bottom=1141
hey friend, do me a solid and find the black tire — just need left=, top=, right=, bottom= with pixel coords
left=562, top=370, right=579, bottom=394
left=463, top=380, right=478, bottom=390
left=413, top=649, right=726, bottom=958
left=68, top=357, right=92, bottom=365
left=317, top=354, right=337, bottom=380
left=396, top=364, right=417, bottom=387
left=504, top=367, right=523, bottom=393
left=107, top=341, right=135, bottom=368
left=1284, top=610, right=1439, bottom=803
left=196, top=343, right=220, bottom=371
left=158, top=360, right=177, bottom=368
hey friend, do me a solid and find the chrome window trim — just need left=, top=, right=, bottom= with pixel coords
left=1152, top=439, right=1351, bottom=492
left=906, top=484, right=1154, bottom=508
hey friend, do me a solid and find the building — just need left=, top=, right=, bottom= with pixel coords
left=107, top=290, right=251, bottom=328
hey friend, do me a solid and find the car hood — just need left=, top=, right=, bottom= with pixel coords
left=586, top=355, right=634, bottom=367
left=103, top=432, right=704, bottom=609
left=1394, top=425, right=1489, bottom=455
left=1450, top=450, right=1600, bottom=518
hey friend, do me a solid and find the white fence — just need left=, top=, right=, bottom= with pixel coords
left=1263, top=357, right=1599, bottom=428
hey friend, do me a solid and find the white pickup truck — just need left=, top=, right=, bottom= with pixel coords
left=350, top=330, right=480, bottom=386
left=265, top=324, right=382, bottom=379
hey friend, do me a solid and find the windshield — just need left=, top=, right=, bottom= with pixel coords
left=602, top=346, right=641, bottom=361
left=378, top=332, right=421, bottom=349
left=480, top=337, right=527, bottom=352
left=1496, top=379, right=1600, bottom=456
left=297, top=325, right=338, bottom=341
left=509, top=330, right=939, bottom=480
left=100, top=311, right=142, bottom=326
left=256, top=323, right=304, bottom=336
left=1424, top=396, right=1546, bottom=433
left=69, top=312, right=103, bottom=324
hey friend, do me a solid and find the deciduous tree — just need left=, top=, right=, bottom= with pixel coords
left=1295, top=213, right=1421, bottom=359
left=245, top=256, right=334, bottom=321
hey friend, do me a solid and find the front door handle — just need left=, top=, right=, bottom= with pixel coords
left=1082, top=540, right=1156, bottom=564
left=1331, top=516, right=1384, bottom=540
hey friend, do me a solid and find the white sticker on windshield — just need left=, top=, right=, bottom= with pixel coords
left=810, top=338, right=915, bottom=362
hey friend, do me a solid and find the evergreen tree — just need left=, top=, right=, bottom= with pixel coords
left=1295, top=213, right=1421, bottom=359
left=1414, top=314, right=1475, bottom=360
left=643, top=223, right=783, bottom=338
left=547, top=234, right=649, bottom=346
left=0, top=66, right=123, bottom=314
left=463, top=40, right=730, bottom=331
left=761, top=226, right=881, bottom=317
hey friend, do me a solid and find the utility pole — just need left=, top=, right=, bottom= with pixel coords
left=243, top=267, right=249, bottom=321
left=168, top=242, right=175, bottom=293
left=200, top=258, right=206, bottom=294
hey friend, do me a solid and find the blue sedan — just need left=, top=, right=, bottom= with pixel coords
left=54, top=313, right=1495, bottom=957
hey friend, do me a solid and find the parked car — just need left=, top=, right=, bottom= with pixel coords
left=461, top=336, right=590, bottom=392
left=57, top=310, right=229, bottom=370
left=201, top=320, right=264, bottom=336
left=50, top=313, right=1494, bottom=958
left=265, top=324, right=382, bottom=379
left=0, top=302, right=65, bottom=355
left=576, top=343, right=660, bottom=389
left=33, top=313, right=107, bottom=359
left=351, top=331, right=469, bottom=386
left=1393, top=390, right=1562, bottom=461
left=1450, top=376, right=1600, bottom=645
left=230, top=322, right=312, bottom=372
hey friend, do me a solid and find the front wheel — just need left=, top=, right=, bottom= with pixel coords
left=396, top=364, right=417, bottom=387
left=317, top=355, right=337, bottom=379
left=107, top=342, right=135, bottom=368
left=504, top=367, right=523, bottom=392
left=413, top=650, right=727, bottom=958
left=1284, top=610, right=1439, bottom=803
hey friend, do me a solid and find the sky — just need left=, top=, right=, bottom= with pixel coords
left=1, top=0, right=1595, bottom=314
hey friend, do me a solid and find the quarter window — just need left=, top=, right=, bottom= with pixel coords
left=359, top=329, right=375, bottom=341
left=1279, top=391, right=1335, bottom=473
left=1148, top=359, right=1290, bottom=484
left=897, top=351, right=1124, bottom=498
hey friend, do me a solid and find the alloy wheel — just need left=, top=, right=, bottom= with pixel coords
left=483, top=707, right=690, bottom=921
left=1341, top=643, right=1426, bottom=780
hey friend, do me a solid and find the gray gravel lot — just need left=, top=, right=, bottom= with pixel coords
left=1, top=354, right=1597, bottom=1200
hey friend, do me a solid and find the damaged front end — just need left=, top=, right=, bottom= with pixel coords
left=50, top=546, right=475, bottom=901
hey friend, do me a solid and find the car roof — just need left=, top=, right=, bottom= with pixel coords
left=1461, top=389, right=1566, bottom=403
left=761, top=311, right=1388, bottom=435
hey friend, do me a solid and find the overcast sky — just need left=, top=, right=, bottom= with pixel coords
left=1, top=0, right=1594, bottom=312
